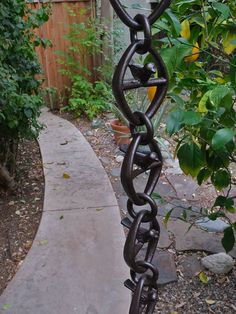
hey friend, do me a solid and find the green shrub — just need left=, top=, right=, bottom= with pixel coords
left=153, top=0, right=236, bottom=251
left=0, top=0, right=50, bottom=171
left=67, top=76, right=113, bottom=120
left=57, top=9, right=114, bottom=120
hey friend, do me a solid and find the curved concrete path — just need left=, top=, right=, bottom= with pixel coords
left=0, top=108, right=130, bottom=314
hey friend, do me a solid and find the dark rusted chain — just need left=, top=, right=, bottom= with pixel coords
left=109, top=0, right=171, bottom=30
left=108, top=1, right=170, bottom=312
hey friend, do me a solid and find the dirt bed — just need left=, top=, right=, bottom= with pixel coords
left=0, top=140, right=44, bottom=295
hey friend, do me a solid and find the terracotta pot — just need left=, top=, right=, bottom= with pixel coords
left=110, top=119, right=130, bottom=145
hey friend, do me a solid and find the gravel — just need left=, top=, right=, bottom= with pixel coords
left=155, top=263, right=236, bottom=314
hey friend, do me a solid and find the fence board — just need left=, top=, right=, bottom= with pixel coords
left=30, top=0, right=96, bottom=108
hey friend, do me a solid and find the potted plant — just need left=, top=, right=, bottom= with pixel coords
left=109, top=104, right=130, bottom=145
left=109, top=87, right=170, bottom=149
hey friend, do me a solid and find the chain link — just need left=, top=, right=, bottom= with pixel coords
left=109, top=1, right=170, bottom=312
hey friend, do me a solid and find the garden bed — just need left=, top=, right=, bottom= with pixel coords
left=0, top=140, right=44, bottom=295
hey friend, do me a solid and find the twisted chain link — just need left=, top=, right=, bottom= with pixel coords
left=109, top=1, right=171, bottom=312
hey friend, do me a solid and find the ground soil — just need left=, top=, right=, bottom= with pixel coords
left=0, top=140, right=44, bottom=295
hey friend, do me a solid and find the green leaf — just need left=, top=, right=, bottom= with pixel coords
left=191, top=16, right=205, bottom=28
left=160, top=44, right=191, bottom=78
left=38, top=239, right=48, bottom=246
left=214, top=195, right=235, bottom=213
left=198, top=91, right=211, bottom=113
left=211, top=170, right=230, bottom=190
left=212, top=128, right=235, bottom=150
left=208, top=211, right=225, bottom=221
left=222, top=227, right=235, bottom=253
left=62, top=172, right=71, bottom=179
left=163, top=208, right=174, bottom=227
left=2, top=304, right=11, bottom=310
left=160, top=46, right=177, bottom=78
left=177, top=143, right=205, bottom=177
left=227, top=207, right=235, bottom=214
left=212, top=3, right=230, bottom=20
left=209, top=86, right=232, bottom=109
left=219, top=110, right=236, bottom=128
left=166, top=110, right=184, bottom=135
left=197, top=168, right=211, bottom=185
left=199, top=271, right=210, bottom=284
left=206, top=150, right=230, bottom=171
left=214, top=196, right=234, bottom=210
left=152, top=193, right=166, bottom=204
left=162, top=9, right=181, bottom=36
left=168, top=92, right=185, bottom=107
left=183, top=111, right=202, bottom=125
left=182, top=209, right=187, bottom=221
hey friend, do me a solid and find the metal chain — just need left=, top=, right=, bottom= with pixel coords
left=109, top=1, right=171, bottom=313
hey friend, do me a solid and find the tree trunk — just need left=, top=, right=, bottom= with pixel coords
left=0, top=164, right=15, bottom=191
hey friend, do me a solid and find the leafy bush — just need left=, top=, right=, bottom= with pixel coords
left=68, top=76, right=113, bottom=120
left=153, top=0, right=236, bottom=251
left=0, top=0, right=50, bottom=171
left=57, top=9, right=114, bottom=120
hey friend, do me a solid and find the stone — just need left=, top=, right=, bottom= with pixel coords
left=161, top=151, right=170, bottom=160
left=91, top=118, right=104, bottom=129
left=138, top=249, right=177, bottom=285
left=164, top=158, right=179, bottom=167
left=104, top=112, right=115, bottom=120
left=165, top=174, right=198, bottom=200
left=167, top=219, right=236, bottom=258
left=99, top=156, right=110, bottom=165
left=85, top=130, right=93, bottom=136
left=155, top=251, right=177, bottom=285
left=157, top=217, right=172, bottom=249
left=115, top=155, right=124, bottom=163
left=164, top=166, right=183, bottom=175
left=179, top=254, right=204, bottom=277
left=195, top=217, right=229, bottom=233
left=163, top=140, right=170, bottom=147
left=227, top=211, right=236, bottom=223
left=201, top=253, right=234, bottom=274
left=111, top=167, right=121, bottom=177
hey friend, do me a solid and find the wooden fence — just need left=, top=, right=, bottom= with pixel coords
left=29, top=0, right=96, bottom=109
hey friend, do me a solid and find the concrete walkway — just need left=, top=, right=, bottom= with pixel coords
left=0, top=108, right=129, bottom=314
